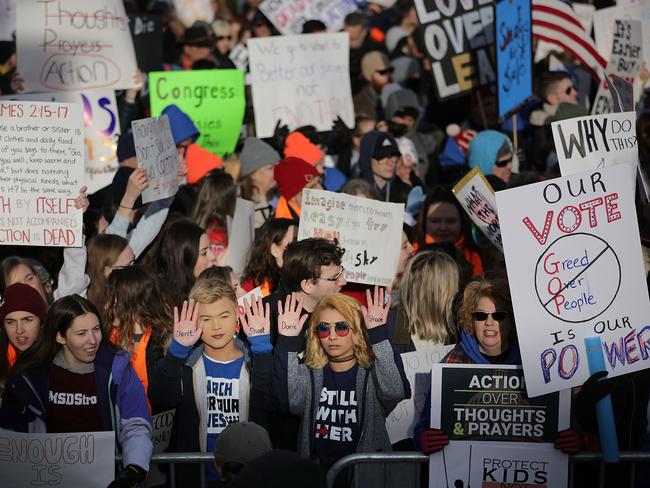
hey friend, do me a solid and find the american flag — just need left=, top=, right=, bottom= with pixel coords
left=532, top=0, right=607, bottom=81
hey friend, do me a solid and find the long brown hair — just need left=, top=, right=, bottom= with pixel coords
left=87, top=234, right=129, bottom=309
left=242, top=218, right=297, bottom=288
left=103, top=265, right=173, bottom=351
left=192, top=171, right=237, bottom=230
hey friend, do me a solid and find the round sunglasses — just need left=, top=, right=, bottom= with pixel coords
left=315, top=321, right=351, bottom=339
left=472, top=311, right=508, bottom=322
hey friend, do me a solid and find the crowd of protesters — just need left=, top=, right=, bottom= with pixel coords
left=1, top=0, right=650, bottom=487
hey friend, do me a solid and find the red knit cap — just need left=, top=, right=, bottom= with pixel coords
left=0, top=283, right=47, bottom=324
left=284, top=132, right=324, bottom=165
left=273, top=157, right=320, bottom=200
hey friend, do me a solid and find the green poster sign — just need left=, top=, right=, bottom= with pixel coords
left=149, top=69, right=245, bottom=156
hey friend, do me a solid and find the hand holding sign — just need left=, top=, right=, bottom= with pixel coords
left=173, top=299, right=201, bottom=347
left=361, top=286, right=391, bottom=329
left=240, top=297, right=270, bottom=337
left=277, top=293, right=308, bottom=337
left=124, top=168, right=149, bottom=204
left=73, top=186, right=89, bottom=214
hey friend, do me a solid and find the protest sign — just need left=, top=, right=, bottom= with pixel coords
left=551, top=111, right=637, bottom=176
left=453, top=168, right=503, bottom=252
left=147, top=410, right=175, bottom=487
left=172, top=0, right=213, bottom=28
left=593, top=5, right=650, bottom=61
left=2, top=89, right=121, bottom=194
left=16, top=0, right=138, bottom=93
left=132, top=115, right=179, bottom=204
left=298, top=189, right=404, bottom=287
left=149, top=70, right=245, bottom=156
left=0, top=430, right=115, bottom=488
left=413, top=0, right=496, bottom=100
left=386, top=346, right=454, bottom=444
left=592, top=19, right=643, bottom=115
left=429, top=441, right=567, bottom=488
left=0, top=100, right=84, bottom=247
left=496, top=164, right=650, bottom=397
left=259, top=0, right=357, bottom=35
left=0, top=0, right=16, bottom=41
left=431, top=364, right=570, bottom=442
left=227, top=198, right=256, bottom=277
left=129, top=15, right=163, bottom=73
left=495, top=0, right=532, bottom=119
left=248, top=33, right=354, bottom=138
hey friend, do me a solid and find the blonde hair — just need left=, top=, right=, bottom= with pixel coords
left=189, top=277, right=237, bottom=306
left=304, top=293, right=375, bottom=369
left=399, top=251, right=460, bottom=343
left=458, top=278, right=512, bottom=335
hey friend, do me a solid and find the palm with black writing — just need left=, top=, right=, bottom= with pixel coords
left=173, top=299, right=202, bottom=347
left=240, top=297, right=270, bottom=337
left=361, top=286, right=391, bottom=329
left=277, top=293, right=309, bottom=337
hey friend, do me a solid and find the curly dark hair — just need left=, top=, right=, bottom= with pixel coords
left=281, top=238, right=345, bottom=292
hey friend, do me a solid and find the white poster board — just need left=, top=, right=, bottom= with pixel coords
left=551, top=111, right=637, bottom=176
left=227, top=198, right=256, bottom=277
left=496, top=164, right=650, bottom=397
left=386, top=346, right=454, bottom=444
left=16, top=0, right=138, bottom=92
left=0, top=100, right=84, bottom=247
left=132, top=115, right=179, bottom=204
left=259, top=0, right=357, bottom=36
left=452, top=168, right=503, bottom=252
left=1, top=89, right=121, bottom=194
left=592, top=19, right=643, bottom=115
left=298, top=189, right=404, bottom=287
left=0, top=0, right=16, bottom=41
left=248, top=32, right=354, bottom=138
left=429, top=441, right=568, bottom=488
left=0, top=430, right=115, bottom=488
left=172, top=0, right=213, bottom=28
left=593, top=5, right=650, bottom=61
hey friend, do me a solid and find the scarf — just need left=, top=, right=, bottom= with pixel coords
left=459, top=329, right=521, bottom=365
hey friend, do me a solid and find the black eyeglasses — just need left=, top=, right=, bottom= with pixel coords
left=472, top=311, right=508, bottom=322
left=376, top=67, right=394, bottom=76
left=317, top=266, right=344, bottom=282
left=494, top=157, right=512, bottom=168
left=565, top=84, right=577, bottom=95
left=316, top=321, right=351, bottom=339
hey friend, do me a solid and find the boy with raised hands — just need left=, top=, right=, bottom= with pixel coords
left=148, top=281, right=273, bottom=486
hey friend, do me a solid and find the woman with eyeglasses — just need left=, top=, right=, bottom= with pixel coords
left=467, top=130, right=516, bottom=190
left=0, top=295, right=153, bottom=488
left=269, top=289, right=410, bottom=480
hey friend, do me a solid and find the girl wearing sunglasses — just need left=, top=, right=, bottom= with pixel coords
left=266, top=288, right=410, bottom=478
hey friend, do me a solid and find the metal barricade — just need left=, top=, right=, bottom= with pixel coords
left=116, top=452, right=214, bottom=488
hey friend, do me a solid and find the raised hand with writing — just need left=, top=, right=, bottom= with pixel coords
left=277, top=293, right=308, bottom=337
left=73, top=186, right=89, bottom=214
left=361, top=286, right=391, bottom=329
left=240, top=297, right=270, bottom=337
left=173, top=299, right=202, bottom=347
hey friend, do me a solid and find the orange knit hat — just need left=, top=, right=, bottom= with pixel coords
left=284, top=132, right=324, bottom=165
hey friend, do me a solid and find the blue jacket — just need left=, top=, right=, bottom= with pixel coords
left=0, top=343, right=153, bottom=471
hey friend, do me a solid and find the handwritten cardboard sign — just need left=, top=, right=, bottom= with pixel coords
left=16, top=0, right=138, bottom=93
left=2, top=89, right=121, bottom=194
left=149, top=69, right=245, bottom=156
left=453, top=168, right=503, bottom=252
left=496, top=164, right=650, bottom=396
left=0, top=430, right=115, bottom=488
left=429, top=440, right=568, bottom=488
left=385, top=346, right=454, bottom=444
left=495, top=0, right=532, bottom=118
left=227, top=198, right=256, bottom=277
left=259, top=0, right=357, bottom=35
left=132, top=115, right=179, bottom=203
left=248, top=33, right=354, bottom=138
left=413, top=0, right=496, bottom=100
left=592, top=19, right=643, bottom=115
left=298, top=189, right=404, bottom=287
left=551, top=111, right=637, bottom=177
left=0, top=100, right=84, bottom=247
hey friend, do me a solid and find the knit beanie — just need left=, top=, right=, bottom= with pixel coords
left=274, top=157, right=320, bottom=200
left=0, top=283, right=47, bottom=324
left=240, top=137, right=281, bottom=178
left=284, top=131, right=324, bottom=165
left=161, top=104, right=200, bottom=145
